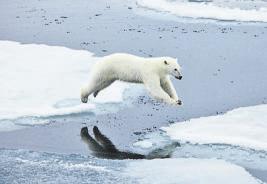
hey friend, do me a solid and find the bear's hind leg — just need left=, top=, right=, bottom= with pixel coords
left=91, top=79, right=115, bottom=98
left=81, top=79, right=115, bottom=103
left=81, top=79, right=99, bottom=103
left=93, top=91, right=99, bottom=97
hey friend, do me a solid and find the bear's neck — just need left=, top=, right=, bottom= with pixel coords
left=151, top=60, right=167, bottom=76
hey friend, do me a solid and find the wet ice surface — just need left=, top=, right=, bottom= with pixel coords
left=132, top=104, right=267, bottom=182
left=0, top=149, right=132, bottom=184
left=0, top=148, right=264, bottom=184
left=134, top=129, right=267, bottom=171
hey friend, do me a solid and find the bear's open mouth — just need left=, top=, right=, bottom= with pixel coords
left=175, top=76, right=182, bottom=80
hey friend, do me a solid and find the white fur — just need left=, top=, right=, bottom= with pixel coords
left=81, top=53, right=182, bottom=105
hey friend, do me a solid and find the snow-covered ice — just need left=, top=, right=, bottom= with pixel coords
left=163, top=104, right=267, bottom=151
left=0, top=41, right=133, bottom=131
left=136, top=0, right=267, bottom=22
left=125, top=158, right=262, bottom=184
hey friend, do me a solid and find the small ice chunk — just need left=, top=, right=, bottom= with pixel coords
left=133, top=140, right=153, bottom=149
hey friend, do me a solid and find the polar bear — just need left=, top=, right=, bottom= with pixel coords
left=81, top=53, right=182, bottom=105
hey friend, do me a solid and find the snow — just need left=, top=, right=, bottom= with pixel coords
left=0, top=41, right=130, bottom=131
left=163, top=104, right=267, bottom=151
left=136, top=0, right=267, bottom=22
left=125, top=158, right=262, bottom=184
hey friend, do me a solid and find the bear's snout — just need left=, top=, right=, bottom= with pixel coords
left=175, top=76, right=182, bottom=80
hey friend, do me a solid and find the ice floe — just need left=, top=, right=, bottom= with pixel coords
left=163, top=104, right=267, bottom=151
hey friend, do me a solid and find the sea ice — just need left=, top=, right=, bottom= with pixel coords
left=125, top=158, right=262, bottom=184
left=137, top=0, right=267, bottom=22
left=0, top=41, right=132, bottom=131
left=163, top=104, right=267, bottom=151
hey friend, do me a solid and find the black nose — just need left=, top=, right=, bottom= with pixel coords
left=178, top=76, right=182, bottom=80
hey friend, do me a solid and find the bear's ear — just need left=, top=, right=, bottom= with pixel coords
left=164, top=60, right=168, bottom=65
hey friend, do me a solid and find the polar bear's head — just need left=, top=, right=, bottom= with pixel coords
left=163, top=57, right=182, bottom=80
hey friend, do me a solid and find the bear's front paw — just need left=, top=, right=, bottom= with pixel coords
left=81, top=95, right=88, bottom=103
left=169, top=99, right=180, bottom=106
left=177, top=99, right=182, bottom=105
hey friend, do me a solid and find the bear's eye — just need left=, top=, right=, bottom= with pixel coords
left=174, top=68, right=177, bottom=71
left=164, top=60, right=168, bottom=65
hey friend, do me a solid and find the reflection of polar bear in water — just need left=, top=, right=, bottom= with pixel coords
left=81, top=53, right=183, bottom=105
